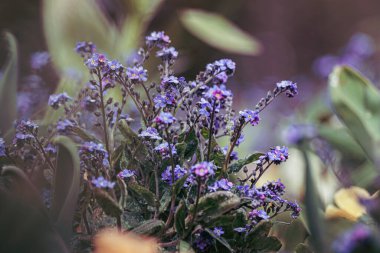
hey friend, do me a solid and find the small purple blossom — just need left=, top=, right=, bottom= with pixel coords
left=153, top=92, right=176, bottom=108
left=267, top=146, right=289, bottom=164
left=145, top=31, right=171, bottom=48
left=154, top=142, right=177, bottom=158
left=249, top=209, right=270, bottom=220
left=213, top=227, right=224, bottom=237
left=92, top=176, right=115, bottom=189
left=118, top=169, right=135, bottom=178
left=154, top=112, right=176, bottom=125
left=239, top=109, right=260, bottom=126
left=85, top=53, right=100, bottom=69
left=126, top=66, right=148, bottom=82
left=161, top=75, right=179, bottom=90
left=284, top=124, right=317, bottom=145
left=0, top=138, right=6, bottom=157
left=107, top=60, right=123, bottom=71
left=156, top=47, right=178, bottom=60
left=208, top=178, right=234, bottom=192
left=198, top=98, right=212, bottom=117
left=138, top=127, right=162, bottom=140
left=80, top=141, right=109, bottom=167
left=222, top=146, right=238, bottom=161
left=56, top=119, right=76, bottom=133
left=205, top=85, right=232, bottom=101
left=30, top=51, right=50, bottom=70
left=276, top=80, right=298, bottom=98
left=191, top=162, right=215, bottom=179
left=206, top=59, right=236, bottom=76
left=48, top=92, right=72, bottom=110
left=75, top=41, right=96, bottom=57
left=161, top=165, right=187, bottom=185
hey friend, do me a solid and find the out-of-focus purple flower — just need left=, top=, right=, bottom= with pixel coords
left=161, top=75, right=179, bottom=90
left=14, top=120, right=39, bottom=146
left=161, top=165, right=187, bottom=185
left=236, top=134, right=245, bottom=146
left=332, top=224, right=380, bottom=253
left=138, top=127, right=162, bottom=140
left=156, top=47, right=178, bottom=60
left=221, top=146, right=238, bottom=161
left=276, top=80, right=298, bottom=98
left=213, top=227, right=224, bottom=237
left=345, top=33, right=375, bottom=58
left=284, top=124, right=317, bottom=145
left=107, top=60, right=123, bottom=71
left=154, top=112, right=176, bottom=125
left=206, top=59, right=236, bottom=76
left=267, top=146, right=289, bottom=164
left=86, top=53, right=100, bottom=69
left=44, top=144, right=57, bottom=155
left=118, top=169, right=135, bottom=178
left=208, top=178, right=234, bottom=192
left=0, top=138, right=6, bottom=157
left=153, top=93, right=176, bottom=108
left=249, top=209, right=270, bottom=220
left=48, top=92, right=72, bottom=110
left=145, top=31, right=171, bottom=48
left=75, top=41, right=96, bottom=57
left=313, top=55, right=340, bottom=78
left=126, top=66, right=148, bottom=82
left=56, top=119, right=76, bottom=133
left=205, top=85, right=232, bottom=102
left=92, top=176, right=115, bottom=189
left=239, top=109, right=260, bottom=126
left=287, top=201, right=301, bottom=218
left=80, top=141, right=109, bottom=167
left=233, top=227, right=247, bottom=233
left=214, top=72, right=229, bottom=85
left=30, top=51, right=50, bottom=70
left=191, top=162, right=215, bottom=179
left=154, top=142, right=176, bottom=158
left=261, top=179, right=286, bottom=196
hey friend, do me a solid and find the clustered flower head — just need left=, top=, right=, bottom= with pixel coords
left=0, top=138, right=6, bottom=157
left=266, top=146, right=289, bottom=164
left=92, top=176, right=115, bottom=189
left=161, top=165, right=187, bottom=185
left=191, top=162, right=216, bottom=179
left=48, top=92, right=72, bottom=110
left=118, top=169, right=135, bottom=179
left=276, top=80, right=298, bottom=98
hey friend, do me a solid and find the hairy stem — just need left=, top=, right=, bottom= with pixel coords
left=206, top=101, right=217, bottom=161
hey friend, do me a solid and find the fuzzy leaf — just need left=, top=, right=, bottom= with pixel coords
left=128, top=182, right=157, bottom=207
left=295, top=243, right=313, bottom=253
left=174, top=174, right=190, bottom=195
left=0, top=32, right=18, bottom=136
left=190, top=191, right=240, bottom=222
left=228, top=153, right=264, bottom=173
left=248, top=236, right=282, bottom=252
left=246, top=221, right=273, bottom=243
left=159, top=190, right=171, bottom=214
left=205, top=228, right=234, bottom=252
left=178, top=240, right=195, bottom=253
left=177, top=129, right=198, bottom=161
left=180, top=9, right=262, bottom=55
left=94, top=188, right=123, bottom=217
left=51, top=136, right=81, bottom=244
left=131, top=219, right=164, bottom=236
left=175, top=200, right=187, bottom=237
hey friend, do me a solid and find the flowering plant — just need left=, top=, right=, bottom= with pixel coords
left=0, top=31, right=300, bottom=252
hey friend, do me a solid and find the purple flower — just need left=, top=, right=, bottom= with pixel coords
left=287, top=201, right=301, bottom=218
left=205, top=85, right=232, bottom=101
left=56, top=119, right=76, bottom=133
left=221, top=146, right=238, bottom=161
left=126, top=66, right=148, bottom=82
left=154, top=142, right=177, bottom=158
left=30, top=51, right=50, bottom=70
left=0, top=138, right=6, bottom=157
left=198, top=98, right=212, bottom=117
left=153, top=92, right=176, bottom=108
left=276, top=80, right=298, bottom=98
left=154, top=112, right=176, bottom=125
left=239, top=109, right=260, bottom=126
left=261, top=179, right=286, bottom=196
left=85, top=53, right=100, bottom=69
left=44, top=144, right=57, bottom=155
left=249, top=209, right=270, bottom=220
left=107, top=60, right=123, bottom=71
left=208, top=178, right=234, bottom=192
left=161, top=165, right=187, bottom=185
left=139, top=127, right=162, bottom=140
left=206, top=59, right=236, bottom=76
left=80, top=141, right=109, bottom=167
left=191, top=162, right=215, bottom=178
left=145, top=31, right=171, bottom=48
left=14, top=120, right=39, bottom=146
left=156, top=47, right=178, bottom=60
left=236, top=134, right=245, bottom=146
left=75, top=41, right=96, bottom=57
left=48, top=92, right=72, bottom=110
left=161, top=75, right=179, bottom=90
left=284, top=124, right=317, bottom=145
left=214, top=72, right=228, bottom=84
left=92, top=176, right=115, bottom=189
left=267, top=146, right=289, bottom=164
left=118, top=169, right=135, bottom=178
left=213, top=227, right=224, bottom=237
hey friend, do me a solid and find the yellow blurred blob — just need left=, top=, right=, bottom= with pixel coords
left=94, top=229, right=158, bottom=253
left=325, top=186, right=376, bottom=221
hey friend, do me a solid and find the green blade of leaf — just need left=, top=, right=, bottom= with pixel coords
left=205, top=228, right=234, bottom=252
left=51, top=136, right=81, bottom=244
left=228, top=153, right=264, bottom=173
left=0, top=32, right=18, bottom=136
left=179, top=9, right=262, bottom=55
left=128, top=182, right=157, bottom=207
left=175, top=200, right=187, bottom=238
left=131, top=219, right=164, bottom=236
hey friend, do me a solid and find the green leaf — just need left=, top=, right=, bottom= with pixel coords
left=131, top=219, right=164, bottom=236
left=0, top=32, right=18, bottom=135
left=245, top=221, right=273, bottom=248
left=205, top=228, right=234, bottom=252
left=128, top=182, right=157, bottom=207
left=329, top=66, right=380, bottom=168
left=51, top=136, right=81, bottom=243
left=175, top=200, right=187, bottom=238
left=295, top=243, right=313, bottom=253
left=93, top=188, right=123, bottom=217
left=178, top=240, right=195, bottom=253
left=228, top=153, right=264, bottom=173
left=176, top=129, right=198, bottom=161
left=159, top=190, right=171, bottom=213
left=190, top=191, right=240, bottom=222
left=249, top=236, right=282, bottom=252
left=179, top=9, right=262, bottom=55
left=174, top=174, right=190, bottom=195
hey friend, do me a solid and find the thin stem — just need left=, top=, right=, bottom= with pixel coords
left=32, top=133, right=55, bottom=173
left=164, top=128, right=177, bottom=230
left=186, top=179, right=202, bottom=235
left=154, top=164, right=160, bottom=219
left=221, top=123, right=244, bottom=175
left=159, top=239, right=179, bottom=248
left=206, top=101, right=217, bottom=161
left=251, top=161, right=273, bottom=186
